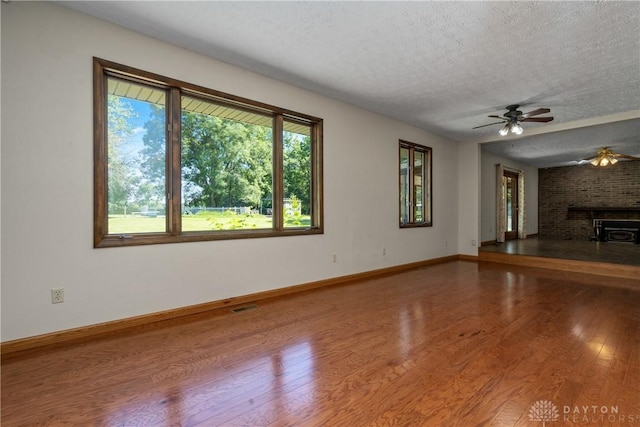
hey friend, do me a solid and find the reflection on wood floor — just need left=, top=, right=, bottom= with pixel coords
left=2, top=261, right=639, bottom=426
left=480, top=236, right=640, bottom=267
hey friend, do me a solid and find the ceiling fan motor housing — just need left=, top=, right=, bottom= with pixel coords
left=504, top=105, right=522, bottom=119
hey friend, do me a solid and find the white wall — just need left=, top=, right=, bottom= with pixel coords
left=0, top=3, right=3, bottom=340
left=1, top=2, right=460, bottom=341
left=457, top=142, right=480, bottom=256
left=480, top=149, right=539, bottom=243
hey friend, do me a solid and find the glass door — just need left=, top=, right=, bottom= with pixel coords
left=504, top=170, right=519, bottom=241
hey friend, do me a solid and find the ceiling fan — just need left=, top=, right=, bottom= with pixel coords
left=583, top=147, right=640, bottom=167
left=473, top=104, right=554, bottom=136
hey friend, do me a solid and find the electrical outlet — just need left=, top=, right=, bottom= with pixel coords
left=471, top=240, right=477, bottom=246
left=51, top=288, right=64, bottom=304
left=332, top=254, right=337, bottom=263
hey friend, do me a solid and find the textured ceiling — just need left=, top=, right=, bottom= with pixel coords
left=60, top=1, right=640, bottom=168
left=482, top=118, right=640, bottom=168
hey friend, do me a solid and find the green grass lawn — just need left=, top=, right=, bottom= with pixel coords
left=108, top=211, right=310, bottom=234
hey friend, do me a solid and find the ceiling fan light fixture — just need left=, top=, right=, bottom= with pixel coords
left=590, top=152, right=618, bottom=167
left=511, top=123, right=523, bottom=135
left=498, top=122, right=523, bottom=136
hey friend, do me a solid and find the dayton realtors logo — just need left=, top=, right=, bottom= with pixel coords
left=528, top=400, right=640, bottom=425
left=529, top=400, right=559, bottom=426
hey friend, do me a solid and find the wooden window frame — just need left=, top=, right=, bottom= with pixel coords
left=399, top=140, right=432, bottom=228
left=94, top=58, right=323, bottom=248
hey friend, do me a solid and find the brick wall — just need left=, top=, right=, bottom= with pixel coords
left=539, top=161, right=640, bottom=240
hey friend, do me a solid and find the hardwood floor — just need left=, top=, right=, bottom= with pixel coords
left=480, top=237, right=640, bottom=267
left=2, top=261, right=639, bottom=426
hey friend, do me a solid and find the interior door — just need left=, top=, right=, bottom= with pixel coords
left=504, top=170, right=519, bottom=241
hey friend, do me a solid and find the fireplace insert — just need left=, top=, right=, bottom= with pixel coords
left=593, top=219, right=640, bottom=243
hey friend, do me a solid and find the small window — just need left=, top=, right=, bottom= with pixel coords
left=399, top=140, right=432, bottom=227
left=94, top=58, right=323, bottom=247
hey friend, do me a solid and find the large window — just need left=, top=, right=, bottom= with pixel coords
left=94, top=58, right=323, bottom=247
left=399, top=140, right=432, bottom=227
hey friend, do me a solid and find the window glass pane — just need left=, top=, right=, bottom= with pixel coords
left=400, top=147, right=410, bottom=224
left=506, top=176, right=514, bottom=232
left=283, top=122, right=312, bottom=228
left=180, top=96, right=273, bottom=231
left=107, top=78, right=167, bottom=234
left=424, top=150, right=431, bottom=224
left=414, top=151, right=424, bottom=222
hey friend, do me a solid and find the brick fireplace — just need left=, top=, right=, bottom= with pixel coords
left=539, top=161, right=640, bottom=241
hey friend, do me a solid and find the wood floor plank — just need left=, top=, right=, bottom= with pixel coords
left=2, top=261, right=639, bottom=426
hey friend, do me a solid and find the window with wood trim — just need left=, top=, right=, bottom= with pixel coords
left=399, top=140, right=432, bottom=227
left=94, top=58, right=323, bottom=247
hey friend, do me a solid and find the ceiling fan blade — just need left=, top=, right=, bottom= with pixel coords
left=582, top=155, right=598, bottom=160
left=522, top=116, right=554, bottom=123
left=523, top=108, right=551, bottom=118
left=487, top=115, right=506, bottom=119
left=472, top=121, right=506, bottom=129
left=615, top=154, right=640, bottom=160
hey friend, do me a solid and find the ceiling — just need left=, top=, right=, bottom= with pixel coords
left=60, top=1, right=640, bottom=168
